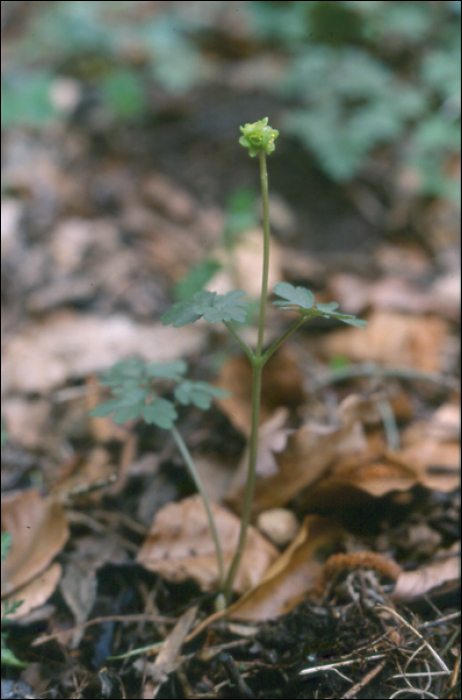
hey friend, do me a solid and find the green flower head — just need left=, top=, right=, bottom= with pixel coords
left=239, top=117, right=279, bottom=157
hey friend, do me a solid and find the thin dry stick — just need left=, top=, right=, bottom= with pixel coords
left=374, top=605, right=450, bottom=673
left=32, top=613, right=176, bottom=646
left=448, top=648, right=461, bottom=696
left=419, top=612, right=461, bottom=630
left=392, top=671, right=453, bottom=679
left=300, top=654, right=386, bottom=676
left=341, top=658, right=387, bottom=699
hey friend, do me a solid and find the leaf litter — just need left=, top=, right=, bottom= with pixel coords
left=1, top=24, right=460, bottom=700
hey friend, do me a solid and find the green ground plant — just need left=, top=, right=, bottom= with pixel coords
left=90, top=118, right=366, bottom=605
left=3, top=2, right=458, bottom=199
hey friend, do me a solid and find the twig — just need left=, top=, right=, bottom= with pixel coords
left=418, top=612, right=461, bottom=630
left=389, top=690, right=439, bottom=698
left=374, top=605, right=450, bottom=673
left=300, top=654, right=385, bottom=677
left=219, top=652, right=255, bottom=698
left=32, top=613, right=176, bottom=646
left=392, top=671, right=453, bottom=679
left=341, top=658, right=387, bottom=699
left=448, top=647, right=461, bottom=695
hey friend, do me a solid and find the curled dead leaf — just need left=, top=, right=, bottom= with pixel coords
left=1, top=489, right=69, bottom=619
left=136, top=495, right=278, bottom=594
left=226, top=395, right=368, bottom=514
left=392, top=543, right=460, bottom=602
left=1, top=562, right=62, bottom=620
left=226, top=515, right=342, bottom=621
left=1, top=489, right=69, bottom=598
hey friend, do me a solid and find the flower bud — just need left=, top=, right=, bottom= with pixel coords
left=239, top=117, right=279, bottom=157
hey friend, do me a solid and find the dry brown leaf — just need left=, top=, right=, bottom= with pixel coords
left=329, top=273, right=431, bottom=315
left=392, top=543, right=460, bottom=602
left=59, top=562, right=98, bottom=649
left=215, top=347, right=305, bottom=436
left=329, top=269, right=459, bottom=321
left=1, top=312, right=203, bottom=394
left=142, top=173, right=196, bottom=223
left=324, top=310, right=449, bottom=372
left=225, top=515, right=341, bottom=621
left=1, top=489, right=69, bottom=619
left=1, top=489, right=69, bottom=598
left=136, top=495, right=278, bottom=594
left=327, top=451, right=420, bottom=498
left=137, top=606, right=197, bottom=698
left=1, top=397, right=51, bottom=449
left=1, top=562, right=62, bottom=620
left=398, top=439, right=460, bottom=493
left=398, top=407, right=460, bottom=492
left=49, top=447, right=116, bottom=500
left=226, top=395, right=368, bottom=514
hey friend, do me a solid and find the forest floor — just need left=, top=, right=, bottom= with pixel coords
left=1, top=9, right=460, bottom=698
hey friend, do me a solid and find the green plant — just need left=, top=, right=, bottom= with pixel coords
left=89, top=358, right=229, bottom=589
left=91, top=118, right=366, bottom=604
left=247, top=1, right=461, bottom=200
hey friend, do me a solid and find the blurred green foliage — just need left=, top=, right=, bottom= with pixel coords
left=173, top=188, right=258, bottom=301
left=247, top=0, right=460, bottom=199
left=1, top=0, right=460, bottom=200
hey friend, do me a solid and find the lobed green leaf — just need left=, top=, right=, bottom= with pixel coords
left=273, top=282, right=367, bottom=328
left=141, top=399, right=177, bottom=429
left=161, top=290, right=248, bottom=327
left=174, top=381, right=230, bottom=410
left=272, top=282, right=315, bottom=310
left=145, top=360, right=188, bottom=381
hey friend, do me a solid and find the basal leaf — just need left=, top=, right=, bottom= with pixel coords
left=174, top=381, right=230, bottom=410
left=89, top=398, right=126, bottom=418
left=202, top=290, right=248, bottom=323
left=160, top=295, right=210, bottom=328
left=145, top=360, right=188, bottom=381
left=141, top=399, right=177, bottom=429
left=99, top=357, right=145, bottom=385
left=161, top=289, right=248, bottom=327
left=113, top=403, right=145, bottom=424
left=90, top=397, right=145, bottom=423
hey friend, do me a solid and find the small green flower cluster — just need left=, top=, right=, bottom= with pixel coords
left=239, top=117, right=279, bottom=157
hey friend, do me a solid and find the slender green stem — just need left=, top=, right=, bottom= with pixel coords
left=256, top=150, right=271, bottom=359
left=223, top=360, right=263, bottom=601
left=223, top=321, right=255, bottom=363
left=223, top=150, right=271, bottom=602
left=170, top=425, right=224, bottom=589
left=261, top=316, right=307, bottom=364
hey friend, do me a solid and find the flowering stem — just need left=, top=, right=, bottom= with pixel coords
left=223, top=150, right=271, bottom=602
left=170, top=425, right=224, bottom=589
